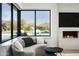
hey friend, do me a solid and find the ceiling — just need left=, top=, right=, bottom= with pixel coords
left=16, top=3, right=55, bottom=10
left=16, top=3, right=79, bottom=11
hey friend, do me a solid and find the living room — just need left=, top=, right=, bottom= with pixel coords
left=1, top=3, right=79, bottom=56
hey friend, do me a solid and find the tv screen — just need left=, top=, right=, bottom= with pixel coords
left=59, top=13, right=79, bottom=27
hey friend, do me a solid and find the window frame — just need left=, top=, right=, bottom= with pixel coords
left=0, top=4, right=51, bottom=43
left=1, top=3, right=12, bottom=42
left=0, top=3, right=19, bottom=43
left=20, top=10, right=51, bottom=37
left=13, top=4, right=18, bottom=38
left=21, top=10, right=35, bottom=36
left=0, top=3, right=2, bottom=44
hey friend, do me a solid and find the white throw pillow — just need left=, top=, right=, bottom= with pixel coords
left=37, top=37, right=44, bottom=44
left=31, top=37, right=37, bottom=43
left=14, top=41, right=23, bottom=51
left=47, top=39, right=57, bottom=47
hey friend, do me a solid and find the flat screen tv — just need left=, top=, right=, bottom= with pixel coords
left=59, top=13, right=79, bottom=27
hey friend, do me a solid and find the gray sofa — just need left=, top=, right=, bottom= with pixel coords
left=11, top=37, right=47, bottom=56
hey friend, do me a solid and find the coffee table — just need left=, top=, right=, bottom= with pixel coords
left=44, top=47, right=63, bottom=56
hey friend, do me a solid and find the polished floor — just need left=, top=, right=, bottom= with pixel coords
left=57, top=53, right=79, bottom=56
left=57, top=49, right=79, bottom=56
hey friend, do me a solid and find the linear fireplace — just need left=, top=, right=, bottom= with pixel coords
left=63, top=31, right=78, bottom=38
left=58, top=28, right=79, bottom=49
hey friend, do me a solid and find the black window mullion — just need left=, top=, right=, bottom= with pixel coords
left=16, top=9, right=18, bottom=37
left=35, top=10, right=36, bottom=36
left=49, top=11, right=51, bottom=36
left=0, top=3, right=2, bottom=43
left=17, top=10, right=21, bottom=36
left=11, top=3, right=13, bottom=39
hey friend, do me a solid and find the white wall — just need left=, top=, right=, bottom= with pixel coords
left=58, top=3, right=79, bottom=12
left=58, top=3, right=79, bottom=49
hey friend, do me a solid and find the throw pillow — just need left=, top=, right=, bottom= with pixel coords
left=31, top=37, right=37, bottom=43
left=22, top=37, right=36, bottom=47
left=47, top=39, right=56, bottom=47
left=37, top=37, right=44, bottom=44
left=14, top=41, right=23, bottom=51
left=18, top=39, right=25, bottom=47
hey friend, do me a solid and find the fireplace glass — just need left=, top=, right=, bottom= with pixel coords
left=63, top=31, right=78, bottom=38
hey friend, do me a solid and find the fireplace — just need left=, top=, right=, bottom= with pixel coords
left=63, top=31, right=78, bottom=38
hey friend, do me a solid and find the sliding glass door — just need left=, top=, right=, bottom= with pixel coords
left=13, top=6, right=18, bottom=38
left=2, top=4, right=11, bottom=41
left=0, top=3, right=19, bottom=43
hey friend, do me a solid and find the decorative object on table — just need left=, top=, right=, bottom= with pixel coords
left=44, top=47, right=63, bottom=56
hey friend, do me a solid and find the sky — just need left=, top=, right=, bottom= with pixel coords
left=2, top=3, right=11, bottom=21
left=21, top=11, right=49, bottom=25
left=2, top=3, right=17, bottom=21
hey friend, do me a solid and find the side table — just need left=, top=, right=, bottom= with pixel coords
left=44, top=47, right=63, bottom=56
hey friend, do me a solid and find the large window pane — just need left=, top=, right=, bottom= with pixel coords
left=2, top=4, right=11, bottom=41
left=36, top=11, right=50, bottom=36
left=13, top=7, right=17, bottom=38
left=21, top=11, right=35, bottom=36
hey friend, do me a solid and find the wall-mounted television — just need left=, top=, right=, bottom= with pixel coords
left=59, top=13, right=79, bottom=27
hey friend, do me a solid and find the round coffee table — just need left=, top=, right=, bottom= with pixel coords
left=44, top=47, right=63, bottom=56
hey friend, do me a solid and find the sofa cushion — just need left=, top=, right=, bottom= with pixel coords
left=22, top=37, right=36, bottom=47
left=46, top=39, right=56, bottom=47
left=0, top=45, right=9, bottom=56
left=23, top=44, right=46, bottom=56
left=18, top=38, right=25, bottom=47
left=31, top=37, right=37, bottom=43
left=13, top=41, right=23, bottom=51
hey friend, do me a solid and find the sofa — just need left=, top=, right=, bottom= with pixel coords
left=11, top=36, right=47, bottom=56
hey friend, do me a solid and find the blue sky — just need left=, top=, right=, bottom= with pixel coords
left=2, top=4, right=17, bottom=21
left=2, top=4, right=11, bottom=21
left=21, top=11, right=34, bottom=24
left=21, top=11, right=49, bottom=25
